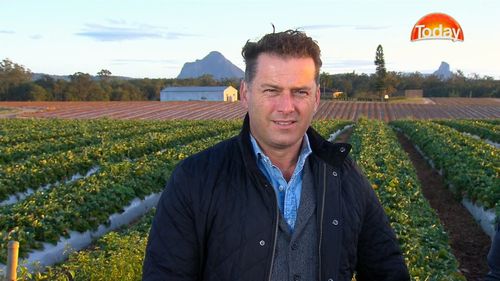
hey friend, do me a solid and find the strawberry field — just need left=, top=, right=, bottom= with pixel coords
left=0, top=117, right=498, bottom=280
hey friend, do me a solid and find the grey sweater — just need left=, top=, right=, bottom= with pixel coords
left=271, top=161, right=318, bottom=281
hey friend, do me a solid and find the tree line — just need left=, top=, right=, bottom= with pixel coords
left=1, top=58, right=498, bottom=102
left=0, top=59, right=240, bottom=101
left=320, top=45, right=499, bottom=100
left=320, top=69, right=499, bottom=100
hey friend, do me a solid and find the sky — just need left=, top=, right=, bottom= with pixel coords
left=1, top=0, right=499, bottom=79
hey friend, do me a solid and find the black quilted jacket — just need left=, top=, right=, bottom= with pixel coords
left=143, top=116, right=410, bottom=281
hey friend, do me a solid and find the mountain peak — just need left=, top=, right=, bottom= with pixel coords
left=433, top=61, right=453, bottom=80
left=206, top=51, right=223, bottom=57
left=177, top=51, right=244, bottom=80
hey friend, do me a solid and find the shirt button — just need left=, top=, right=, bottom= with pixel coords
left=259, top=240, right=265, bottom=246
left=332, top=219, right=339, bottom=225
left=332, top=171, right=337, bottom=177
left=291, top=242, right=298, bottom=250
left=340, top=147, right=346, bottom=153
left=293, top=274, right=301, bottom=281
left=279, top=185, right=284, bottom=191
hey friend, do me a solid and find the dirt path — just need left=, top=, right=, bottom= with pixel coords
left=333, top=127, right=353, bottom=143
left=337, top=127, right=491, bottom=279
left=396, top=132, right=491, bottom=280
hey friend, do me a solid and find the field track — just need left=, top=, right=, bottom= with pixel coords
left=0, top=98, right=499, bottom=121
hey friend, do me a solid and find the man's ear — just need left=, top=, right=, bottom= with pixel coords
left=240, top=80, right=249, bottom=109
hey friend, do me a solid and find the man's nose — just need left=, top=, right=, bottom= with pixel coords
left=277, top=92, right=294, bottom=113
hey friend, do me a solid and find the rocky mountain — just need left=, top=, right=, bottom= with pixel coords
left=433, top=61, right=453, bottom=80
left=177, top=51, right=244, bottom=80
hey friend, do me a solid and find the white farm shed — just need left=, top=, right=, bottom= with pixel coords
left=160, top=86, right=238, bottom=102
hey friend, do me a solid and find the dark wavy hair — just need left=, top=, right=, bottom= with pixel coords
left=241, top=29, right=322, bottom=84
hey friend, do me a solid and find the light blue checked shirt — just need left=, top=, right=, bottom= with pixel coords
left=250, top=134, right=312, bottom=232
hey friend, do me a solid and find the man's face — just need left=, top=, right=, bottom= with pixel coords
left=241, top=53, right=320, bottom=153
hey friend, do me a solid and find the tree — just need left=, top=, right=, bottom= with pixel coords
left=87, top=83, right=109, bottom=101
left=130, top=78, right=167, bottom=100
left=27, top=84, right=49, bottom=101
left=0, top=58, right=32, bottom=100
left=110, top=82, right=143, bottom=101
left=383, top=71, right=400, bottom=97
left=96, top=69, right=113, bottom=100
left=319, top=72, right=333, bottom=95
left=67, top=72, right=93, bottom=100
left=97, top=69, right=112, bottom=81
left=374, top=45, right=387, bottom=99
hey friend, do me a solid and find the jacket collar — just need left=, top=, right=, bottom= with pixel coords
left=238, top=114, right=351, bottom=170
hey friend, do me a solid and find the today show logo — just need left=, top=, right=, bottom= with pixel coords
left=411, top=13, right=464, bottom=42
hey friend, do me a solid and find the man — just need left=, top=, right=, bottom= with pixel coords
left=143, top=30, right=409, bottom=280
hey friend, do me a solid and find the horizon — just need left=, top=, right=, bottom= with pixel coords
left=28, top=58, right=462, bottom=81
left=2, top=0, right=499, bottom=79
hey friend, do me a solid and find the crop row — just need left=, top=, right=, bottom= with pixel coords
left=0, top=120, right=241, bottom=202
left=0, top=119, right=346, bottom=202
left=0, top=127, right=240, bottom=263
left=434, top=119, right=500, bottom=143
left=5, top=119, right=351, bottom=279
left=391, top=120, right=499, bottom=212
left=0, top=118, right=139, bottom=146
left=19, top=119, right=467, bottom=280
left=0, top=120, right=195, bottom=164
left=311, top=120, right=351, bottom=139
left=11, top=208, right=156, bottom=281
left=481, top=119, right=500, bottom=125
left=350, top=119, right=464, bottom=279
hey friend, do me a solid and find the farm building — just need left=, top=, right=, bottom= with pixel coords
left=160, top=86, right=238, bottom=102
left=332, top=91, right=345, bottom=99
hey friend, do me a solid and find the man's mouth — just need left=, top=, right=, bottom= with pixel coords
left=273, top=120, right=296, bottom=126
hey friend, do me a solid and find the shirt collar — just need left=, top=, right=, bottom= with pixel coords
left=249, top=133, right=312, bottom=166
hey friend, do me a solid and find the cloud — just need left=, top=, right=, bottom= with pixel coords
left=111, top=59, right=178, bottom=65
left=30, top=34, right=43, bottom=40
left=354, top=25, right=390, bottom=30
left=298, top=24, right=390, bottom=31
left=0, top=30, right=15, bottom=34
left=297, top=24, right=348, bottom=30
left=76, top=22, right=196, bottom=42
left=323, top=59, right=374, bottom=68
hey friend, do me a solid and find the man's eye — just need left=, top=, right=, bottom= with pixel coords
left=296, top=90, right=309, bottom=96
left=264, top=89, right=278, bottom=94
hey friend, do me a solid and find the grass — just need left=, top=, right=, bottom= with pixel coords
left=0, top=107, right=17, bottom=114
left=387, top=97, right=430, bottom=104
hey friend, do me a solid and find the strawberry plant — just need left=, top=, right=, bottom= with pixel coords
left=351, top=119, right=464, bottom=280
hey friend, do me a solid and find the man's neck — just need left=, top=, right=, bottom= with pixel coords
left=258, top=140, right=303, bottom=182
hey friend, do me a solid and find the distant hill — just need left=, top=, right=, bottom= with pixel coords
left=433, top=61, right=453, bottom=80
left=31, top=73, right=71, bottom=81
left=31, top=73, right=134, bottom=81
left=177, top=51, right=244, bottom=80
left=399, top=61, right=454, bottom=79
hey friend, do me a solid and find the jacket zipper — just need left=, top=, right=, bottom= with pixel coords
left=266, top=184, right=280, bottom=281
left=318, top=163, right=327, bottom=281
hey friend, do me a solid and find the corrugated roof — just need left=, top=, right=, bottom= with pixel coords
left=162, top=86, right=230, bottom=92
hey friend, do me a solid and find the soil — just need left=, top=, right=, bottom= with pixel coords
left=0, top=107, right=44, bottom=118
left=335, top=127, right=492, bottom=280
left=333, top=127, right=353, bottom=143
left=396, top=132, right=491, bottom=280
